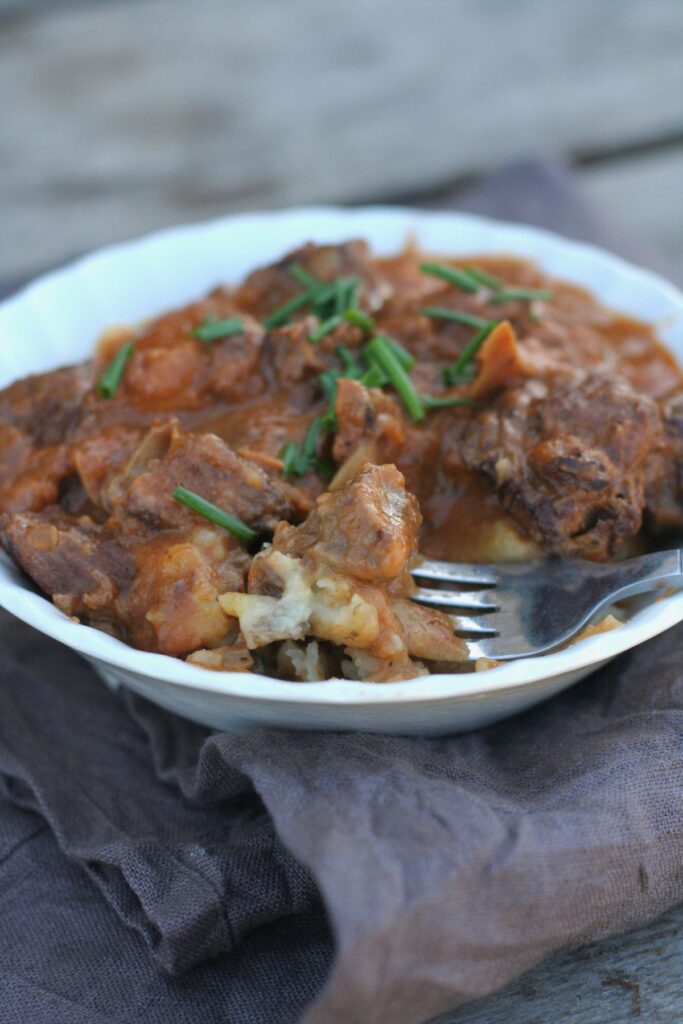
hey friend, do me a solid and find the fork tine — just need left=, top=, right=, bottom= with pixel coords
left=411, top=558, right=497, bottom=586
left=413, top=586, right=498, bottom=611
left=449, top=613, right=498, bottom=637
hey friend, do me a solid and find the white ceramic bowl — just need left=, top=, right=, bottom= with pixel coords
left=1, top=206, right=682, bottom=735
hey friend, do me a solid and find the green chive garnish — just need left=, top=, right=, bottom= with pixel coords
left=443, top=322, right=498, bottom=386
left=492, top=288, right=554, bottom=304
left=420, top=262, right=480, bottom=294
left=265, top=271, right=362, bottom=331
left=98, top=342, right=134, bottom=399
left=280, top=418, right=332, bottom=479
left=382, top=336, right=415, bottom=371
left=301, top=417, right=322, bottom=459
left=173, top=487, right=256, bottom=543
left=336, top=345, right=363, bottom=378
left=422, top=394, right=473, bottom=410
left=344, top=309, right=376, bottom=332
left=359, top=364, right=388, bottom=389
left=280, top=441, right=301, bottom=477
left=263, top=290, right=315, bottom=329
left=192, top=316, right=244, bottom=342
left=309, top=314, right=343, bottom=343
left=319, top=371, right=340, bottom=430
left=288, top=263, right=319, bottom=289
left=441, top=366, right=477, bottom=386
left=319, top=369, right=340, bottom=401
left=464, top=266, right=504, bottom=290
left=335, top=277, right=360, bottom=315
left=421, top=307, right=490, bottom=330
left=365, top=336, right=425, bottom=422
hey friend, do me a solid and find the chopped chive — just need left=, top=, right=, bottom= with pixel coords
left=319, top=369, right=340, bottom=401
left=319, top=370, right=340, bottom=430
left=173, top=486, right=256, bottom=543
left=420, top=262, right=480, bottom=294
left=464, top=266, right=504, bottom=290
left=492, top=287, right=554, bottom=304
left=288, top=263, right=319, bottom=289
left=192, top=316, right=244, bottom=342
left=280, top=441, right=301, bottom=478
left=347, top=278, right=361, bottom=310
left=343, top=308, right=376, bottom=332
left=421, top=307, right=490, bottom=330
left=98, top=342, right=134, bottom=399
left=280, top=418, right=330, bottom=478
left=263, top=289, right=315, bottom=329
left=264, top=269, right=363, bottom=332
left=441, top=366, right=477, bottom=386
left=309, top=314, right=343, bottom=343
left=422, top=394, right=473, bottom=410
left=443, top=322, right=498, bottom=386
left=381, top=335, right=415, bottom=371
left=365, top=336, right=425, bottom=422
left=335, top=277, right=360, bottom=315
left=359, top=363, right=389, bottom=388
left=310, top=280, right=337, bottom=307
left=336, top=345, right=363, bottom=378
left=301, top=417, right=322, bottom=459
left=321, top=402, right=339, bottom=432
left=333, top=280, right=346, bottom=316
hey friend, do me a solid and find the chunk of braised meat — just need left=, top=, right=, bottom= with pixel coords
left=260, top=319, right=324, bottom=390
left=1, top=508, right=136, bottom=619
left=71, top=425, right=146, bottom=509
left=330, top=377, right=442, bottom=501
left=1, top=507, right=247, bottom=657
left=459, top=374, right=663, bottom=559
left=332, top=378, right=406, bottom=466
left=0, top=364, right=95, bottom=447
left=101, top=317, right=323, bottom=430
left=0, top=364, right=97, bottom=514
left=273, top=461, right=421, bottom=580
left=122, top=287, right=236, bottom=353
left=208, top=321, right=266, bottom=403
left=220, top=464, right=467, bottom=680
left=109, top=422, right=312, bottom=536
left=102, top=308, right=266, bottom=410
left=235, top=240, right=392, bottom=318
left=646, top=392, right=683, bottom=534
left=0, top=427, right=72, bottom=513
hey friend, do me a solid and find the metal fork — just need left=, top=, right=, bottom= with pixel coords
left=410, top=549, right=683, bottom=660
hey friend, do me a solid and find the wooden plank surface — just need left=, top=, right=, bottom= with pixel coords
left=581, top=148, right=683, bottom=284
left=2, top=0, right=683, bottom=279
left=436, top=904, right=683, bottom=1023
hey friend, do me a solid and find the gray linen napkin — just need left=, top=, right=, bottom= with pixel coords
left=1, top=162, right=682, bottom=1024
left=0, top=610, right=333, bottom=1024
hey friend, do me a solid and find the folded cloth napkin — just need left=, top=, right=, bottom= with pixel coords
left=1, top=163, right=683, bottom=1024
left=0, top=611, right=333, bottom=1024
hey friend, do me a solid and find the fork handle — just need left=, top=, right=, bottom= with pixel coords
left=605, top=548, right=683, bottom=601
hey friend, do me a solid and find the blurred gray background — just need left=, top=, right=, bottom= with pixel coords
left=1, top=0, right=682, bottom=285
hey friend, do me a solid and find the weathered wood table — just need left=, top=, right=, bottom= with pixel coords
left=2, top=1, right=683, bottom=1020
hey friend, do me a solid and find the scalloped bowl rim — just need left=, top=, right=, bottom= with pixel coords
left=0, top=204, right=682, bottom=710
